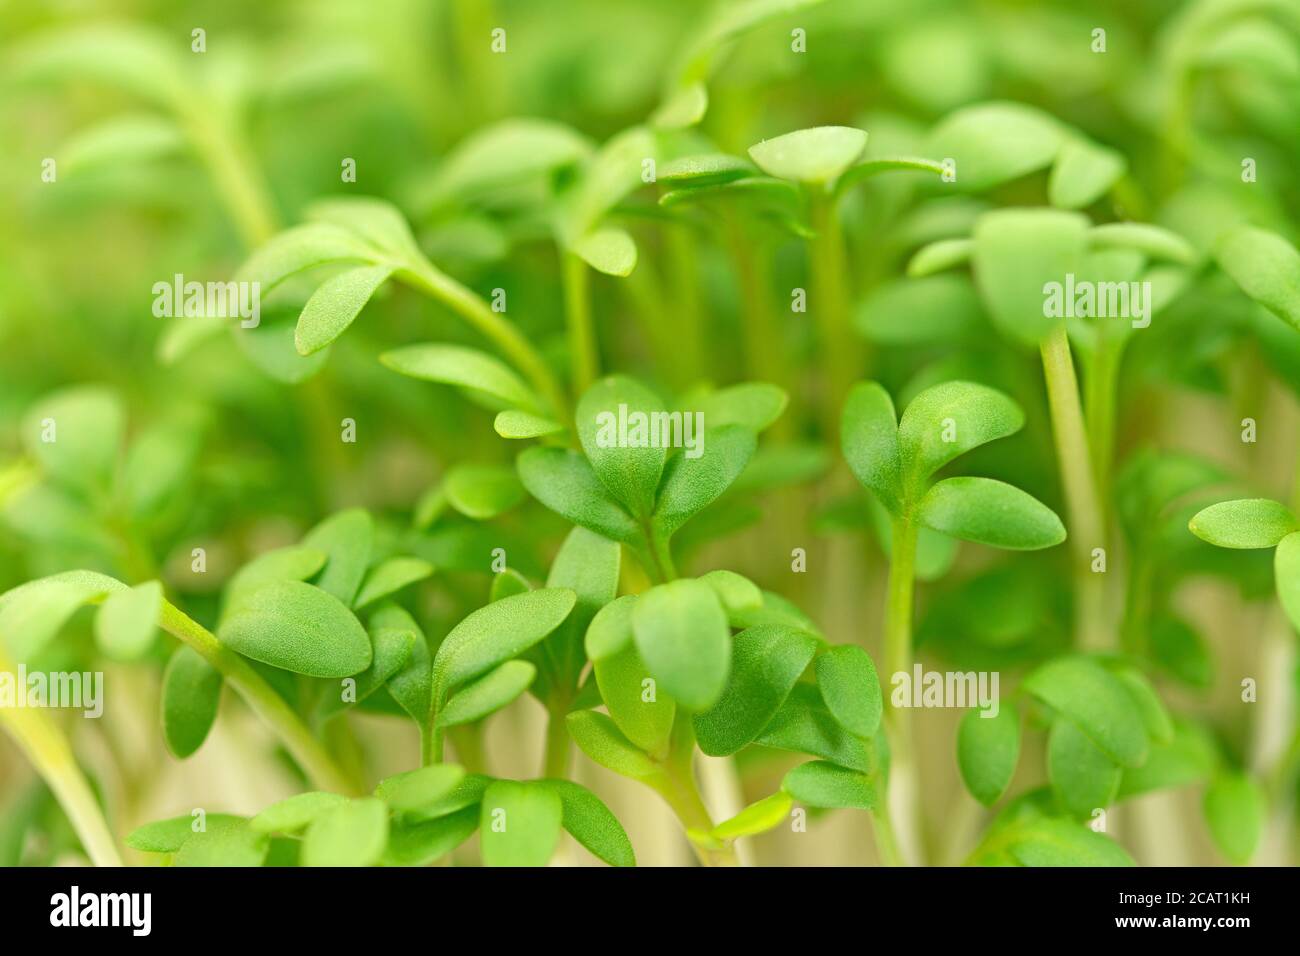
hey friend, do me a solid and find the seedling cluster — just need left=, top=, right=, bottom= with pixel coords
left=1, top=1, right=1298, bottom=869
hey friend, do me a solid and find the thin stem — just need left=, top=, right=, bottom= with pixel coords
left=1039, top=325, right=1109, bottom=651
left=182, top=107, right=278, bottom=248
left=724, top=216, right=795, bottom=440
left=883, top=514, right=922, bottom=865
left=562, top=251, right=598, bottom=396
left=158, top=602, right=361, bottom=795
left=654, top=765, right=738, bottom=867
left=448, top=724, right=488, bottom=775
left=870, top=802, right=904, bottom=867
left=403, top=263, right=570, bottom=420
left=0, top=651, right=122, bottom=867
left=1085, top=333, right=1122, bottom=514
left=808, top=189, right=861, bottom=438
left=666, top=226, right=706, bottom=386
left=542, top=704, right=571, bottom=778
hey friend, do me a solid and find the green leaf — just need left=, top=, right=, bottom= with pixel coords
left=916, top=477, right=1065, bottom=550
left=518, top=447, right=641, bottom=543
left=815, top=645, right=882, bottom=739
left=652, top=425, right=757, bottom=539
left=438, top=660, right=536, bottom=727
left=235, top=223, right=377, bottom=294
left=748, top=126, right=867, bottom=184
left=631, top=579, right=731, bottom=711
left=302, top=798, right=389, bottom=867
left=841, top=382, right=903, bottom=513
left=855, top=275, right=983, bottom=346
left=373, top=604, right=432, bottom=729
left=382, top=806, right=479, bottom=866
left=431, top=588, right=577, bottom=704
left=161, top=646, right=223, bottom=759
left=294, top=264, right=394, bottom=355
left=560, top=125, right=656, bottom=241
left=1023, top=657, right=1149, bottom=768
left=225, top=545, right=327, bottom=607
left=443, top=463, right=525, bottom=519
left=711, top=791, right=793, bottom=841
left=972, top=208, right=1089, bottom=346
left=174, top=818, right=269, bottom=867
left=694, top=625, right=818, bottom=756
left=307, top=197, right=421, bottom=262
left=925, top=101, right=1065, bottom=192
left=0, top=581, right=93, bottom=661
left=375, top=765, right=466, bottom=813
left=897, top=381, right=1025, bottom=490
left=489, top=569, right=532, bottom=602
left=699, top=569, right=764, bottom=622
left=1275, top=532, right=1300, bottom=633
left=692, top=383, right=788, bottom=432
left=1150, top=616, right=1214, bottom=689
left=126, top=813, right=243, bottom=853
left=1189, top=498, right=1297, bottom=549
left=353, top=557, right=434, bottom=610
left=538, top=526, right=621, bottom=697
left=576, top=376, right=669, bottom=518
left=907, top=238, right=974, bottom=278
left=1048, top=718, right=1121, bottom=818
left=316, top=627, right=414, bottom=720
left=381, top=344, right=542, bottom=414
left=251, top=792, right=348, bottom=834
left=479, top=780, right=563, bottom=867
left=423, top=118, right=592, bottom=206
left=12, top=23, right=189, bottom=108
left=93, top=580, right=161, bottom=661
left=1119, top=720, right=1217, bottom=798
left=595, top=643, right=677, bottom=756
left=301, top=509, right=373, bottom=606
left=538, top=779, right=636, bottom=867
left=1115, top=668, right=1175, bottom=745
left=1004, top=817, right=1135, bottom=867
left=756, top=684, right=871, bottom=772
left=1048, top=138, right=1125, bottom=210
left=782, top=761, right=876, bottom=810
left=1203, top=773, right=1265, bottom=865
left=585, top=594, right=638, bottom=662
left=218, top=580, right=372, bottom=678
left=494, top=409, right=565, bottom=439
left=403, top=773, right=493, bottom=822
left=60, top=112, right=185, bottom=175
left=573, top=229, right=638, bottom=277
left=1090, top=223, right=1197, bottom=264
left=566, top=710, right=662, bottom=782
left=836, top=156, right=947, bottom=195
left=1215, top=225, right=1300, bottom=331
left=659, top=153, right=755, bottom=188
left=957, top=704, right=1019, bottom=806
left=22, top=385, right=124, bottom=493
left=651, top=81, right=708, bottom=129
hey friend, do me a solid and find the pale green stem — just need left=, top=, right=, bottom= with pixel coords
left=808, top=189, right=860, bottom=439
left=1040, top=325, right=1109, bottom=651
left=181, top=108, right=278, bottom=248
left=1085, top=333, right=1122, bottom=514
left=158, top=603, right=360, bottom=795
left=542, top=703, right=571, bottom=779
left=403, top=263, right=570, bottom=419
left=0, top=651, right=122, bottom=866
left=562, top=251, right=598, bottom=396
left=884, top=514, right=922, bottom=865
left=870, top=802, right=904, bottom=867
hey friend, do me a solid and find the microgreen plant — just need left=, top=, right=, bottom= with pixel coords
left=2, top=0, right=1298, bottom=875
